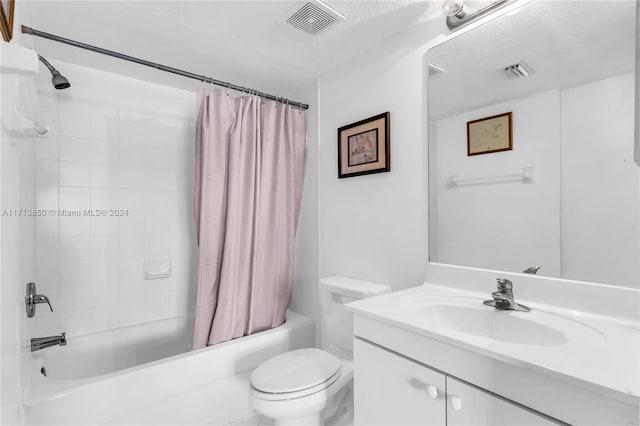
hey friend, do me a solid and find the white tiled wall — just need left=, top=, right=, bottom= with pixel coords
left=32, top=60, right=198, bottom=337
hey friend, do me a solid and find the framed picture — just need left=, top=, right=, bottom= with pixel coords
left=467, top=112, right=512, bottom=156
left=0, top=0, right=14, bottom=42
left=337, top=112, right=390, bottom=178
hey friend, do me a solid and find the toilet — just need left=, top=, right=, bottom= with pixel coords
left=249, top=276, right=391, bottom=426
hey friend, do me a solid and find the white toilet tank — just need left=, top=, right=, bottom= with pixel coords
left=319, top=276, right=391, bottom=359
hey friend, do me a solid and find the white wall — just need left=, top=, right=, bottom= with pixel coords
left=432, top=89, right=562, bottom=277
left=31, top=60, right=198, bottom=337
left=318, top=47, right=429, bottom=291
left=289, top=81, right=320, bottom=344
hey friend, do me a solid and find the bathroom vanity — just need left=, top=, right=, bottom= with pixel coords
left=354, top=339, right=557, bottom=425
left=347, top=265, right=640, bottom=426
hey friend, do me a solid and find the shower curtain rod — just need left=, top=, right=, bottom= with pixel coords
left=21, top=25, right=309, bottom=110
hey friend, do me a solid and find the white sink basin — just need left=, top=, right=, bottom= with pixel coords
left=406, top=296, right=604, bottom=346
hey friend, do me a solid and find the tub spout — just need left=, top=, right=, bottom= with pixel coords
left=31, top=332, right=66, bottom=352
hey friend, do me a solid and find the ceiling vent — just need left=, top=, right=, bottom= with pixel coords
left=505, top=61, right=534, bottom=78
left=282, top=1, right=346, bottom=36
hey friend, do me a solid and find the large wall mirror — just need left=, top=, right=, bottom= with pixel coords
left=427, top=1, right=639, bottom=289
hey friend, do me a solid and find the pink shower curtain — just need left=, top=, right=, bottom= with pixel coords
left=192, top=88, right=307, bottom=348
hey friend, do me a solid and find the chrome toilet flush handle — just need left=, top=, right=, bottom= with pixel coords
left=25, top=282, right=53, bottom=318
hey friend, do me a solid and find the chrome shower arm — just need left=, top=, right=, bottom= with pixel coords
left=37, top=55, right=56, bottom=73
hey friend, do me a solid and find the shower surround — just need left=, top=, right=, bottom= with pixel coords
left=31, top=60, right=198, bottom=339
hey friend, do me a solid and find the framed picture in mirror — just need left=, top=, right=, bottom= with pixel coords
left=0, top=0, right=14, bottom=42
left=337, top=112, right=390, bottom=178
left=467, top=112, right=512, bottom=156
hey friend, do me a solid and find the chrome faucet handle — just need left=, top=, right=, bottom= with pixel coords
left=25, top=282, right=53, bottom=318
left=34, top=294, right=53, bottom=311
left=496, top=278, right=512, bottom=290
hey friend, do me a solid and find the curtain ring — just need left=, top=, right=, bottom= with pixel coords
left=201, top=76, right=206, bottom=88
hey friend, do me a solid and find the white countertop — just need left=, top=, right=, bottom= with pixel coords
left=346, top=283, right=640, bottom=405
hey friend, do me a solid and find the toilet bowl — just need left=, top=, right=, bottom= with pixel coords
left=250, top=348, right=354, bottom=426
left=249, top=277, right=391, bottom=426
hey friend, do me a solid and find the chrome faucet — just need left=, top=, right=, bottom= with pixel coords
left=483, top=278, right=530, bottom=312
left=31, top=332, right=66, bottom=352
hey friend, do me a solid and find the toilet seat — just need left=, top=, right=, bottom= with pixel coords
left=250, top=348, right=342, bottom=401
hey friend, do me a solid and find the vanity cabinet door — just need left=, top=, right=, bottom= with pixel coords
left=446, top=377, right=559, bottom=426
left=354, top=339, right=446, bottom=426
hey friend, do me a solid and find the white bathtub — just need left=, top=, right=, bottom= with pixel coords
left=24, top=311, right=314, bottom=425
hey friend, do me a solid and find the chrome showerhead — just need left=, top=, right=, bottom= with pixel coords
left=50, top=69, right=70, bottom=89
left=38, top=55, right=70, bottom=90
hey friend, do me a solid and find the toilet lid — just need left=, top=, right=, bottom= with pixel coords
left=250, top=348, right=341, bottom=394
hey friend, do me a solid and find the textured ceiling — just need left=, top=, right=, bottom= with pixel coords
left=22, top=1, right=441, bottom=96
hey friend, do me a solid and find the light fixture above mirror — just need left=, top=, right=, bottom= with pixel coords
left=442, top=0, right=516, bottom=31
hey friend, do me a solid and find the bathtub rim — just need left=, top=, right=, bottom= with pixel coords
left=24, top=310, right=313, bottom=405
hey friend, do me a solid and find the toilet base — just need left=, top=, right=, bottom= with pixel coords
left=255, top=383, right=353, bottom=426
left=274, top=414, right=321, bottom=426
left=265, top=385, right=353, bottom=426
left=323, top=383, right=353, bottom=426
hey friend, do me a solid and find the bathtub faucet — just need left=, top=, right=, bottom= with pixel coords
left=31, top=332, right=66, bottom=352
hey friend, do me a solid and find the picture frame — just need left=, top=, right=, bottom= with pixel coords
left=337, top=112, right=390, bottom=178
left=467, top=112, right=512, bottom=156
left=0, top=0, right=14, bottom=42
